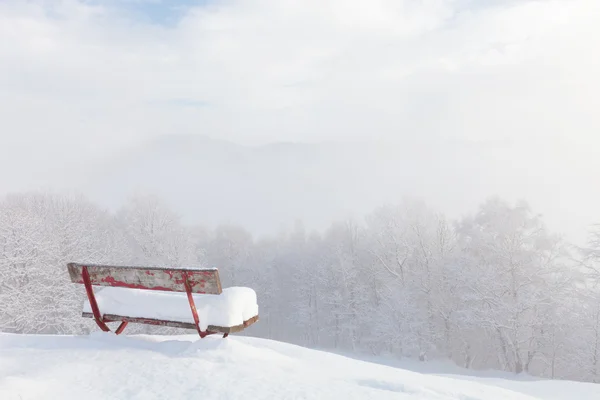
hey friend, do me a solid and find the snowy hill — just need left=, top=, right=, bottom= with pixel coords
left=1, top=333, right=598, bottom=400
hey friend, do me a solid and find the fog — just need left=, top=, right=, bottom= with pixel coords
left=1, top=0, right=600, bottom=244
left=2, top=0, right=600, bottom=384
left=25, top=134, right=597, bottom=247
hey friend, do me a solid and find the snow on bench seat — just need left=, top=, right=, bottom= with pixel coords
left=82, top=286, right=258, bottom=333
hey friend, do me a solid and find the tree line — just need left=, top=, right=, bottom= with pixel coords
left=1, top=191, right=599, bottom=382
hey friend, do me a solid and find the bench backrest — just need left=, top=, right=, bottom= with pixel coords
left=67, top=263, right=222, bottom=294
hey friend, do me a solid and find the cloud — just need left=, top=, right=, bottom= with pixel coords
left=2, top=0, right=598, bottom=150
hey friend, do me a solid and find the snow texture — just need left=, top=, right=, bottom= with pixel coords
left=82, top=286, right=258, bottom=330
left=1, top=333, right=598, bottom=400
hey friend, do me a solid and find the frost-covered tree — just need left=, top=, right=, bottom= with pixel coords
left=204, top=224, right=253, bottom=285
left=0, top=192, right=130, bottom=334
left=117, top=194, right=194, bottom=266
left=456, top=198, right=567, bottom=373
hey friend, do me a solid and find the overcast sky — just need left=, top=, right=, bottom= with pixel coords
left=1, top=0, right=600, bottom=241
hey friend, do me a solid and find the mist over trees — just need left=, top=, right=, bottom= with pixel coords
left=1, top=191, right=599, bottom=382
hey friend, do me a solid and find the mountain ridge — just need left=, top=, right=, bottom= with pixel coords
left=55, top=133, right=599, bottom=243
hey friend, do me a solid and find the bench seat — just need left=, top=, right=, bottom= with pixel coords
left=82, top=286, right=259, bottom=334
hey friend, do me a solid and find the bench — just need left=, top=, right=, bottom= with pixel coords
left=67, top=262, right=259, bottom=338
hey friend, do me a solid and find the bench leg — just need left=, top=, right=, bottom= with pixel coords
left=183, top=272, right=227, bottom=339
left=81, top=266, right=112, bottom=333
left=183, top=271, right=208, bottom=338
left=115, top=320, right=128, bottom=335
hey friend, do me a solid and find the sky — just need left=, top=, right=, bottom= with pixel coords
left=1, top=0, right=600, bottom=242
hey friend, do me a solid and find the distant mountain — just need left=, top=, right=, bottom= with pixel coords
left=76, top=135, right=418, bottom=235
left=68, top=134, right=597, bottom=242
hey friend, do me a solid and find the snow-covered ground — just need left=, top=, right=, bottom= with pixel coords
left=0, top=332, right=598, bottom=400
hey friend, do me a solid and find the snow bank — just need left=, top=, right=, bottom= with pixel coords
left=2, top=333, right=598, bottom=400
left=82, top=286, right=258, bottom=330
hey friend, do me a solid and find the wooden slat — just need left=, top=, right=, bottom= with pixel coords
left=68, top=263, right=222, bottom=294
left=216, top=314, right=260, bottom=334
left=82, top=312, right=259, bottom=334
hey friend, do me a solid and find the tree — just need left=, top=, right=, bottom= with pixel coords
left=0, top=192, right=130, bottom=334
left=117, top=194, right=194, bottom=266
left=456, top=197, right=566, bottom=374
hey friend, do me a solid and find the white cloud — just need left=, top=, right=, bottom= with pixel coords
left=2, top=0, right=598, bottom=149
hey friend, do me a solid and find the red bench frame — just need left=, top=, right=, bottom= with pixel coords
left=67, top=262, right=257, bottom=338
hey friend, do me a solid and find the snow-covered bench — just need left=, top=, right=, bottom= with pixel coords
left=66, top=262, right=259, bottom=338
